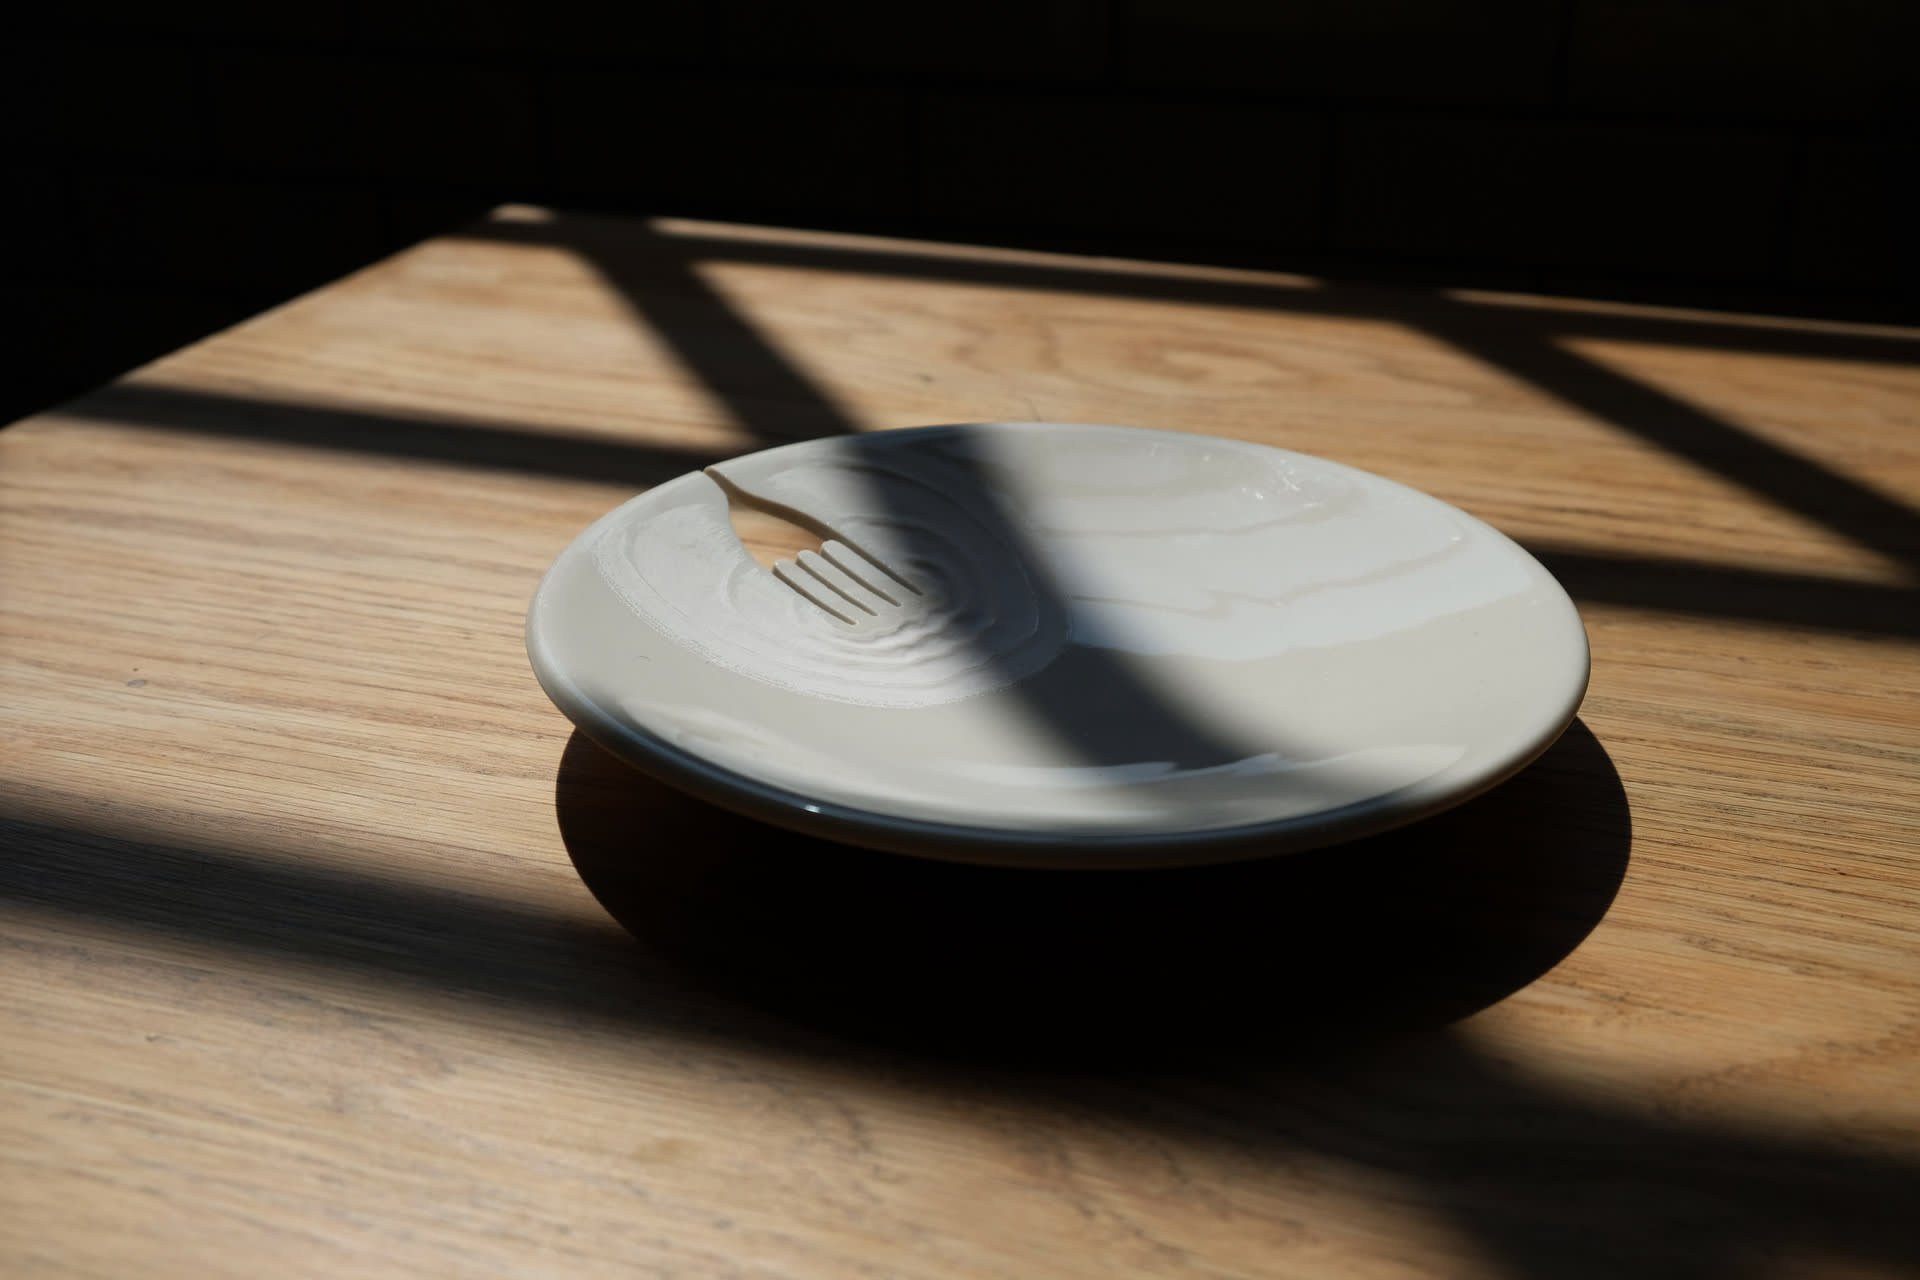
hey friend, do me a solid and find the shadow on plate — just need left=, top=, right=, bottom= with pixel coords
left=555, top=719, right=1630, bottom=1068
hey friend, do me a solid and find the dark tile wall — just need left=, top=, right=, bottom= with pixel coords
left=4, top=0, right=1914, bottom=424
left=1336, top=118, right=1797, bottom=279
left=923, top=93, right=1323, bottom=251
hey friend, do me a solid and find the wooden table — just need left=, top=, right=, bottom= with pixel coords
left=5, top=207, right=1918, bottom=1278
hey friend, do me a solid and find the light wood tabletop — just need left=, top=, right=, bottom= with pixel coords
left=5, top=206, right=1918, bottom=1279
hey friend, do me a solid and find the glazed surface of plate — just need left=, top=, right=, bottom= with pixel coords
left=527, top=423, right=1589, bottom=866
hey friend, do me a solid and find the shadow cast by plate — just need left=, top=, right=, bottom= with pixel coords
left=556, top=717, right=1630, bottom=1068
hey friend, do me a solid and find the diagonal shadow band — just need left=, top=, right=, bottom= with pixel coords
left=483, top=213, right=1920, bottom=565
left=485, top=220, right=1452, bottom=799
left=555, top=716, right=1920, bottom=1277
left=467, top=213, right=1920, bottom=572
left=466, top=215, right=1920, bottom=368
left=0, top=725, right=1625, bottom=1063
left=1096, top=1030, right=1920, bottom=1280
left=45, top=366, right=1920, bottom=645
left=6, top=717, right=1914, bottom=1280
left=53, top=381, right=730, bottom=490
left=6, top=736, right=1917, bottom=1279
left=546, top=223, right=1607, bottom=841
left=472, top=212, right=1920, bottom=616
left=1426, top=316, right=1920, bottom=569
left=1533, top=546, right=1920, bottom=639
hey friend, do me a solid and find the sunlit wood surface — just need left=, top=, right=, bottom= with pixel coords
left=5, top=207, right=1918, bottom=1278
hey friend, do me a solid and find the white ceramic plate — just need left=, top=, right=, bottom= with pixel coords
left=528, top=423, right=1589, bottom=867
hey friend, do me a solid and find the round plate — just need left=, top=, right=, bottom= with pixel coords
left=527, top=423, right=1589, bottom=867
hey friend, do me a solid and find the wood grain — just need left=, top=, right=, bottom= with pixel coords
left=4, top=207, right=1918, bottom=1278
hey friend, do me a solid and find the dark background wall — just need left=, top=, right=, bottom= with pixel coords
left=6, top=0, right=1915, bottom=426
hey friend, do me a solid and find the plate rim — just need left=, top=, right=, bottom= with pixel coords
left=528, top=421, right=1592, bottom=868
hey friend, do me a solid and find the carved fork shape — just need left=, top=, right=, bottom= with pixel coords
left=771, top=540, right=922, bottom=626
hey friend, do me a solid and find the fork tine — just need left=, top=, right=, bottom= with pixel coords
left=797, top=550, right=880, bottom=616
left=773, top=560, right=859, bottom=625
left=821, top=539, right=917, bottom=602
